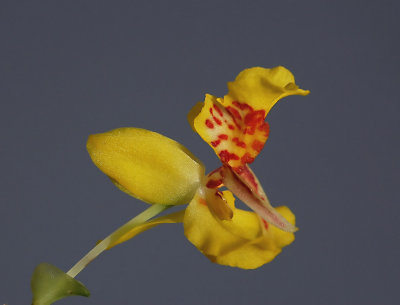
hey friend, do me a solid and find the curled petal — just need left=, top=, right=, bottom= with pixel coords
left=207, top=206, right=295, bottom=269
left=87, top=128, right=204, bottom=205
left=223, top=66, right=310, bottom=116
left=184, top=191, right=260, bottom=257
left=183, top=191, right=295, bottom=269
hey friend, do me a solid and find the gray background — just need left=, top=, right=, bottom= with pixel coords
left=1, top=0, right=399, bottom=304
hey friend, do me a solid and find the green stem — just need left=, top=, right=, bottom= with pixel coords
left=66, top=204, right=171, bottom=278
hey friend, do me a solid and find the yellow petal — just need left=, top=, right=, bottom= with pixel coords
left=184, top=191, right=256, bottom=257
left=223, top=66, right=310, bottom=116
left=87, top=128, right=204, bottom=205
left=210, top=206, right=295, bottom=269
left=183, top=191, right=295, bottom=269
left=107, top=210, right=185, bottom=249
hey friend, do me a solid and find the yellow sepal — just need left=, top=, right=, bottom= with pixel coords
left=87, top=128, right=204, bottom=205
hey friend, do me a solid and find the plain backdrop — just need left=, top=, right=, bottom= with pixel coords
left=1, top=1, right=399, bottom=304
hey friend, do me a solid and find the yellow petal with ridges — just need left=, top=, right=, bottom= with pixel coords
left=183, top=190, right=295, bottom=269
left=223, top=66, right=310, bottom=116
left=87, top=128, right=204, bottom=205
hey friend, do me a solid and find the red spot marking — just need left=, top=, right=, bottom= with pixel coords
left=205, top=119, right=214, bottom=129
left=243, top=127, right=253, bottom=135
left=211, top=139, right=221, bottom=147
left=258, top=122, right=270, bottom=137
left=206, top=179, right=223, bottom=188
left=213, top=105, right=223, bottom=117
left=262, top=219, right=269, bottom=230
left=219, top=150, right=240, bottom=163
left=232, top=137, right=246, bottom=148
left=218, top=134, right=228, bottom=140
left=233, top=101, right=253, bottom=111
left=241, top=153, right=255, bottom=164
left=228, top=114, right=242, bottom=130
left=213, top=116, right=222, bottom=125
left=233, top=166, right=244, bottom=174
left=252, top=140, right=264, bottom=153
left=228, top=124, right=235, bottom=130
left=242, top=110, right=266, bottom=135
left=234, top=165, right=258, bottom=190
left=244, top=110, right=265, bottom=126
left=199, top=198, right=207, bottom=206
left=226, top=106, right=242, bottom=120
left=209, top=108, right=222, bottom=125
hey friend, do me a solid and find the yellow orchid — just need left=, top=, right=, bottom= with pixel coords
left=30, top=66, right=309, bottom=305
left=86, top=66, right=309, bottom=269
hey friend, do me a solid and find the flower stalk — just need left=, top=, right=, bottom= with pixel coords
left=67, top=203, right=172, bottom=278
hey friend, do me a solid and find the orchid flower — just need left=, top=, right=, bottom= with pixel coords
left=87, top=66, right=309, bottom=268
left=30, top=66, right=309, bottom=305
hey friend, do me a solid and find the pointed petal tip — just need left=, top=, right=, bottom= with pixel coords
left=298, top=89, right=310, bottom=96
left=278, top=221, right=298, bottom=233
